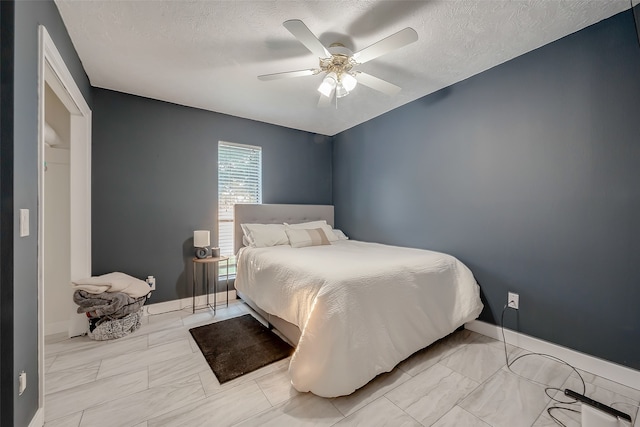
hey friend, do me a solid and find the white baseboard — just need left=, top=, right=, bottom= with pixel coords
left=29, top=407, right=44, bottom=427
left=465, top=320, right=640, bottom=391
left=144, top=290, right=237, bottom=316
left=44, top=320, right=68, bottom=336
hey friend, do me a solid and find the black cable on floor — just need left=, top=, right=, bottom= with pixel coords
left=500, top=303, right=586, bottom=426
left=144, top=305, right=194, bottom=316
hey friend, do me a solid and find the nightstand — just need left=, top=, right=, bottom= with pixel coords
left=192, top=256, right=230, bottom=314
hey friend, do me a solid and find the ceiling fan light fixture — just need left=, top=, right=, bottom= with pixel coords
left=318, top=72, right=337, bottom=97
left=335, top=83, right=349, bottom=98
left=262, top=19, right=418, bottom=106
left=341, top=73, right=358, bottom=92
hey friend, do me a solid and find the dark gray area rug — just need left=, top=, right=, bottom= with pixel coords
left=189, top=314, right=294, bottom=384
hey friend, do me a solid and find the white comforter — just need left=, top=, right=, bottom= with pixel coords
left=235, top=240, right=483, bottom=397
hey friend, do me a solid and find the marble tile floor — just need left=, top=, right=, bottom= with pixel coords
left=44, top=300, right=640, bottom=427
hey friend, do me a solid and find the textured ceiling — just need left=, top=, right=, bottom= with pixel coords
left=54, top=1, right=630, bottom=136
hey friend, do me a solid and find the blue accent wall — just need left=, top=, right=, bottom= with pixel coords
left=92, top=88, right=332, bottom=303
left=333, top=10, right=640, bottom=369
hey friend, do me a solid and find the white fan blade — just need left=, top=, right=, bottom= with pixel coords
left=353, top=27, right=418, bottom=64
left=283, top=19, right=331, bottom=59
left=356, top=72, right=401, bottom=96
left=258, top=68, right=318, bottom=81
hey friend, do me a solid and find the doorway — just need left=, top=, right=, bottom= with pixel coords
left=43, top=82, right=72, bottom=336
left=37, top=25, right=92, bottom=422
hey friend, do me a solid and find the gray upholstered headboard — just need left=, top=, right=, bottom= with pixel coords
left=233, top=204, right=334, bottom=254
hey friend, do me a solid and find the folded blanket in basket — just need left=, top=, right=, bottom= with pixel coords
left=73, top=290, right=146, bottom=319
left=71, top=272, right=151, bottom=298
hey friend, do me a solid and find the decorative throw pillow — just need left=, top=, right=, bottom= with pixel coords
left=285, top=228, right=331, bottom=248
left=284, top=220, right=338, bottom=242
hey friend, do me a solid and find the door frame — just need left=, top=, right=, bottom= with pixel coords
left=0, top=0, right=15, bottom=424
left=37, top=25, right=92, bottom=420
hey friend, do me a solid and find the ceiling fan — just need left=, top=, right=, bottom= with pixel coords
left=258, top=20, right=418, bottom=107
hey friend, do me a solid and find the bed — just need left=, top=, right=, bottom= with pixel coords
left=233, top=203, right=483, bottom=398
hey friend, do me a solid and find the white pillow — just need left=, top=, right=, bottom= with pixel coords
left=241, top=223, right=289, bottom=248
left=285, top=220, right=338, bottom=242
left=333, top=229, right=349, bottom=240
left=285, top=220, right=327, bottom=228
left=285, top=228, right=331, bottom=248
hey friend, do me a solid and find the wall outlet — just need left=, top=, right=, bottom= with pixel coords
left=508, top=292, right=519, bottom=310
left=18, top=371, right=26, bottom=395
left=147, top=276, right=156, bottom=291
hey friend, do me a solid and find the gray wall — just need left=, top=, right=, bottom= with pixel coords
left=333, top=10, right=640, bottom=369
left=92, top=88, right=332, bottom=303
left=12, top=0, right=92, bottom=425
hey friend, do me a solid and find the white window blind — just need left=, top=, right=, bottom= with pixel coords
left=218, top=141, right=262, bottom=260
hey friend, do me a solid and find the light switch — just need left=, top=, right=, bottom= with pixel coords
left=20, top=209, right=29, bottom=237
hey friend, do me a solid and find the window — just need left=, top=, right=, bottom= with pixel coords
left=218, top=141, right=262, bottom=275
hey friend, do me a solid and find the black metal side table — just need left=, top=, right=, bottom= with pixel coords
left=191, top=256, right=229, bottom=314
